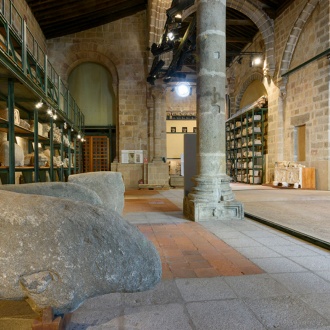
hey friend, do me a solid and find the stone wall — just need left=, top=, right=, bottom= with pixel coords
left=283, top=1, right=330, bottom=190
left=10, top=0, right=46, bottom=52
left=226, top=0, right=329, bottom=190
left=46, top=12, right=149, bottom=186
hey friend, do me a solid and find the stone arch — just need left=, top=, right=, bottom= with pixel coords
left=227, top=0, right=275, bottom=76
left=62, top=44, right=120, bottom=161
left=64, top=46, right=119, bottom=94
left=235, top=72, right=264, bottom=113
left=279, top=0, right=319, bottom=78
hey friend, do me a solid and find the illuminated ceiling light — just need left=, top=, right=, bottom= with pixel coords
left=35, top=100, right=43, bottom=109
left=53, top=112, right=58, bottom=120
left=77, top=132, right=81, bottom=139
left=251, top=55, right=263, bottom=67
left=175, top=13, right=182, bottom=19
left=167, top=31, right=175, bottom=41
left=175, top=83, right=190, bottom=97
left=47, top=108, right=53, bottom=116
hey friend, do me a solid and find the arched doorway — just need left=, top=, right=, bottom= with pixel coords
left=68, top=62, right=116, bottom=172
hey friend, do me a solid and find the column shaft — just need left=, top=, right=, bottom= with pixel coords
left=184, top=0, right=243, bottom=221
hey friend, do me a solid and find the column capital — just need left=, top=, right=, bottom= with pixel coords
left=150, top=84, right=166, bottom=100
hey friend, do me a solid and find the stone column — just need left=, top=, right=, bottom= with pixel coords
left=145, top=85, right=169, bottom=188
left=277, top=76, right=287, bottom=162
left=151, top=85, right=166, bottom=162
left=184, top=0, right=243, bottom=221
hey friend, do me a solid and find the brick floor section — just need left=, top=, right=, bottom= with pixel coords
left=124, top=198, right=180, bottom=213
left=137, top=223, right=264, bottom=279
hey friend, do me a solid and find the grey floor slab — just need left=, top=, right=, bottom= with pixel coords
left=270, top=272, right=330, bottom=294
left=223, top=274, right=291, bottom=298
left=289, top=256, right=330, bottom=271
left=220, top=237, right=264, bottom=248
left=186, top=300, right=265, bottom=330
left=235, top=246, right=282, bottom=258
left=268, top=244, right=322, bottom=257
left=243, top=295, right=330, bottom=329
left=175, top=277, right=237, bottom=302
left=250, top=257, right=308, bottom=273
left=299, top=293, right=330, bottom=322
left=83, top=304, right=193, bottom=330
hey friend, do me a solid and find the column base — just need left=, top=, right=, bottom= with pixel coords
left=183, top=196, right=244, bottom=221
left=183, top=175, right=244, bottom=221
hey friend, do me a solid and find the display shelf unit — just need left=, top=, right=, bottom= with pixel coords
left=226, top=107, right=267, bottom=184
left=0, top=0, right=85, bottom=184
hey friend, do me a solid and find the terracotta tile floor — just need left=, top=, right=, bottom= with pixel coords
left=124, top=189, right=264, bottom=279
left=124, top=198, right=181, bottom=213
left=137, top=223, right=264, bottom=279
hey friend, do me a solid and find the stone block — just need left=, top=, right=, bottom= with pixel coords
left=0, top=182, right=103, bottom=206
left=0, top=190, right=161, bottom=315
left=68, top=171, right=125, bottom=215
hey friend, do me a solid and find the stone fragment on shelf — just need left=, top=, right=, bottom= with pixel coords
left=0, top=141, right=24, bottom=166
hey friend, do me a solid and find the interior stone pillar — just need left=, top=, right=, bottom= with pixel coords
left=146, top=85, right=169, bottom=188
left=184, top=0, right=243, bottom=221
left=151, top=85, right=166, bottom=162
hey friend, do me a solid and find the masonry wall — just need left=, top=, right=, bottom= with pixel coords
left=46, top=12, right=149, bottom=187
left=226, top=0, right=330, bottom=190
left=9, top=0, right=46, bottom=52
left=283, top=1, right=330, bottom=190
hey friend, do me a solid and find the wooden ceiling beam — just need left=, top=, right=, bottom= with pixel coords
left=33, top=0, right=142, bottom=24
left=226, top=19, right=255, bottom=26
left=26, top=0, right=122, bottom=13
left=44, top=4, right=146, bottom=39
left=226, top=37, right=253, bottom=43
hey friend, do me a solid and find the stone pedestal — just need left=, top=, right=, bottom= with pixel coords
left=184, top=175, right=243, bottom=221
left=146, top=162, right=170, bottom=188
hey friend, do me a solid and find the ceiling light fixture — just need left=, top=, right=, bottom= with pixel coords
left=35, top=100, right=43, bottom=109
left=167, top=31, right=175, bottom=41
left=250, top=54, right=263, bottom=67
left=175, top=83, right=191, bottom=97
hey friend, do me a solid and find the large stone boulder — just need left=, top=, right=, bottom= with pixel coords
left=0, top=190, right=161, bottom=315
left=68, top=172, right=125, bottom=215
left=0, top=182, right=103, bottom=206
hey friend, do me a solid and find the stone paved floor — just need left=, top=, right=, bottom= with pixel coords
left=67, top=186, right=330, bottom=330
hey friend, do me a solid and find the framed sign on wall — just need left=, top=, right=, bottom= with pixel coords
left=121, top=150, right=143, bottom=164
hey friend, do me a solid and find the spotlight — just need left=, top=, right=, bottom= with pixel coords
left=53, top=112, right=58, bottom=120
left=251, top=55, right=263, bottom=67
left=77, top=132, right=81, bottom=139
left=47, top=108, right=53, bottom=116
left=35, top=100, right=43, bottom=109
left=175, top=83, right=190, bottom=97
left=167, top=32, right=175, bottom=41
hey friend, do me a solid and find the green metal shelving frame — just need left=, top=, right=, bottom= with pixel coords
left=0, top=0, right=85, bottom=184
